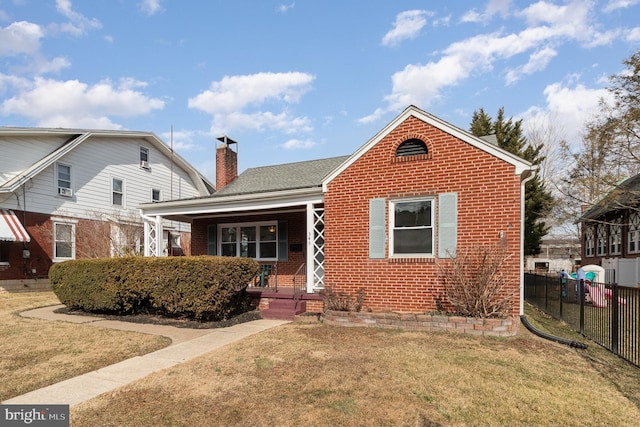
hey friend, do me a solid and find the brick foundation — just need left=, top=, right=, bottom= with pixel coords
left=322, top=310, right=519, bottom=337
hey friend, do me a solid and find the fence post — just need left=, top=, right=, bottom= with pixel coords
left=612, top=284, right=619, bottom=356
left=559, top=276, right=563, bottom=320
left=544, top=273, right=549, bottom=311
left=579, top=279, right=585, bottom=335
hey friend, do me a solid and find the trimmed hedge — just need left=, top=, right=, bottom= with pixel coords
left=49, top=256, right=260, bottom=321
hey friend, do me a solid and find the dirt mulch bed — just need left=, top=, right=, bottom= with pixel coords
left=54, top=307, right=263, bottom=329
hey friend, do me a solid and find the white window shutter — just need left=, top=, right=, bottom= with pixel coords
left=369, top=198, right=386, bottom=259
left=438, top=193, right=457, bottom=258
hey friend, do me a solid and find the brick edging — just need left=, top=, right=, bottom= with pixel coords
left=322, top=310, right=519, bottom=337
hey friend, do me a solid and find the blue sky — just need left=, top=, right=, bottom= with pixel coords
left=1, top=0, right=639, bottom=185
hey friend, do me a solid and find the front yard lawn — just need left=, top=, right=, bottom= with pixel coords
left=0, top=291, right=169, bottom=401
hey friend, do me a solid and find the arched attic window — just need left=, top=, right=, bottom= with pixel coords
left=396, top=138, right=428, bottom=157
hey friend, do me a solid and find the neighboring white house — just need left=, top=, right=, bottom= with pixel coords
left=0, top=128, right=214, bottom=288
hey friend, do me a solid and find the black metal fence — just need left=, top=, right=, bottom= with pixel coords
left=525, top=272, right=640, bottom=367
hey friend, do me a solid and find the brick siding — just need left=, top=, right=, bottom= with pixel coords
left=324, top=116, right=522, bottom=316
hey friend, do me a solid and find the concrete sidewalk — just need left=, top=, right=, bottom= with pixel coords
left=3, top=305, right=289, bottom=407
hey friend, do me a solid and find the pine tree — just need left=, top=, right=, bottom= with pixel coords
left=470, top=108, right=554, bottom=255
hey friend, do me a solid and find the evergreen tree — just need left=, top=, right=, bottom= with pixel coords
left=470, top=108, right=554, bottom=255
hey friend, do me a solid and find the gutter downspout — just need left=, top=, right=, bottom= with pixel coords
left=520, top=167, right=537, bottom=316
left=517, top=168, right=587, bottom=349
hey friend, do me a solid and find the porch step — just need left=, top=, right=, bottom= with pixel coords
left=261, top=299, right=306, bottom=321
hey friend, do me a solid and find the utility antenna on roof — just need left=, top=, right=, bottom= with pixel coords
left=170, top=125, right=174, bottom=200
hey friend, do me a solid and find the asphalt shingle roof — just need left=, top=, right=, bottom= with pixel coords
left=214, top=155, right=350, bottom=197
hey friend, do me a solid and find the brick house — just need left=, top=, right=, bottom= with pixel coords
left=139, top=106, right=534, bottom=320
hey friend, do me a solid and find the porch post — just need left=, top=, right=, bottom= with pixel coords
left=306, top=202, right=314, bottom=293
left=143, top=215, right=163, bottom=257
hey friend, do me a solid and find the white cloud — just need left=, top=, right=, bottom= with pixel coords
left=188, top=72, right=315, bottom=134
left=213, top=111, right=313, bottom=135
left=277, top=2, right=295, bottom=13
left=505, top=46, right=557, bottom=84
left=382, top=10, right=429, bottom=47
left=362, top=1, right=626, bottom=123
left=627, top=27, right=640, bottom=42
left=603, top=0, right=640, bottom=12
left=0, top=77, right=164, bottom=128
left=159, top=129, right=202, bottom=151
left=0, top=21, right=43, bottom=56
left=461, top=0, right=511, bottom=23
left=139, top=0, right=164, bottom=16
left=281, top=138, right=316, bottom=149
left=521, top=81, right=612, bottom=147
left=53, top=0, right=102, bottom=36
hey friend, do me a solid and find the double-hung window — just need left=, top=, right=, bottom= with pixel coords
left=610, top=218, right=622, bottom=255
left=585, top=225, right=595, bottom=257
left=219, top=222, right=277, bottom=260
left=140, top=146, right=150, bottom=169
left=54, top=221, right=75, bottom=261
left=369, top=194, right=456, bottom=260
left=390, top=198, right=434, bottom=256
left=629, top=212, right=640, bottom=254
left=596, top=223, right=607, bottom=256
left=57, top=163, right=72, bottom=197
left=112, top=178, right=124, bottom=206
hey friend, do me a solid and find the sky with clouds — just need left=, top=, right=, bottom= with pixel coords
left=0, top=0, right=639, bottom=184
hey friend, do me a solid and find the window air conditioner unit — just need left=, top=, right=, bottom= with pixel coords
left=140, top=160, right=150, bottom=169
left=58, top=187, right=73, bottom=197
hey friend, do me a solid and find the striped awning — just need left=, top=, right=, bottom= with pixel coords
left=0, top=209, right=30, bottom=242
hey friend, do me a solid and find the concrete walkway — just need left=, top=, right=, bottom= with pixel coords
left=3, top=305, right=289, bottom=407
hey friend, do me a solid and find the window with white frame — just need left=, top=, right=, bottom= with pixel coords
left=596, top=223, right=607, bottom=256
left=152, top=188, right=161, bottom=203
left=54, top=222, right=75, bottom=260
left=112, top=178, right=124, bottom=206
left=390, top=198, right=434, bottom=256
left=140, top=146, right=149, bottom=169
left=219, top=222, right=277, bottom=260
left=585, top=225, right=595, bottom=257
left=629, top=212, right=640, bottom=254
left=610, top=218, right=622, bottom=255
left=57, top=163, right=72, bottom=196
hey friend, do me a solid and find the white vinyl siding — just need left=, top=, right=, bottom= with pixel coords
left=0, top=137, right=202, bottom=235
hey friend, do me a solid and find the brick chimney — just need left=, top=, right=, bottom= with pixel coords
left=215, top=136, right=238, bottom=190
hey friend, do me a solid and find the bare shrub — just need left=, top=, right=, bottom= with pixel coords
left=321, top=287, right=365, bottom=312
left=436, top=244, right=516, bottom=318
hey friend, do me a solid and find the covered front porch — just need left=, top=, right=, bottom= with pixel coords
left=138, top=188, right=328, bottom=317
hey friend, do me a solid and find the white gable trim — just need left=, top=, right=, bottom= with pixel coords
left=322, top=105, right=534, bottom=191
